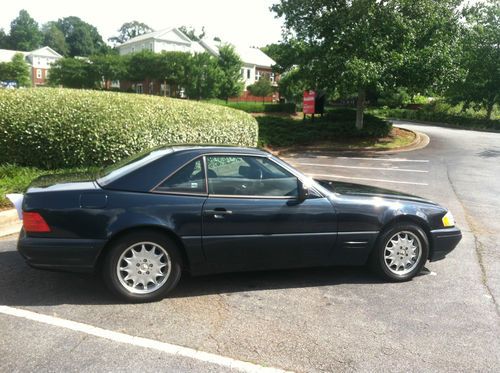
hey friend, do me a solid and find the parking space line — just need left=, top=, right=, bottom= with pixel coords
left=307, top=173, right=428, bottom=186
left=0, top=305, right=291, bottom=373
left=336, top=157, right=429, bottom=163
left=295, top=162, right=428, bottom=173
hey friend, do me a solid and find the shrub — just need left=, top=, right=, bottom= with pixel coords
left=207, top=99, right=296, bottom=114
left=0, top=88, right=258, bottom=169
left=258, top=109, right=392, bottom=147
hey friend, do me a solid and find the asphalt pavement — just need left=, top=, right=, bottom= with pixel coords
left=1, top=121, right=499, bottom=372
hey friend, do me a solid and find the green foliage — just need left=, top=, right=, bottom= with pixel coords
left=0, top=28, right=9, bottom=48
left=8, top=10, right=43, bottom=51
left=0, top=53, right=31, bottom=87
left=90, top=54, right=126, bottom=84
left=184, top=52, right=222, bottom=100
left=108, top=21, right=153, bottom=45
left=42, top=22, right=69, bottom=55
left=447, top=2, right=500, bottom=119
left=272, top=0, right=462, bottom=128
left=257, top=110, right=391, bottom=147
left=0, top=88, right=258, bottom=169
left=207, top=100, right=296, bottom=113
left=217, top=44, right=244, bottom=101
left=371, top=102, right=500, bottom=131
left=178, top=26, right=206, bottom=42
left=278, top=67, right=308, bottom=103
left=247, top=77, right=274, bottom=101
left=156, top=51, right=191, bottom=95
left=48, top=57, right=99, bottom=88
left=55, top=16, right=108, bottom=57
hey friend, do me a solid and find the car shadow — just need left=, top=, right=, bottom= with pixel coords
left=0, top=250, right=428, bottom=306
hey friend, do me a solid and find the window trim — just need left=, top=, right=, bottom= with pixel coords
left=150, top=152, right=325, bottom=199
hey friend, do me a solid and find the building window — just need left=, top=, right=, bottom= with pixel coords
left=45, top=70, right=49, bottom=79
left=136, top=83, right=143, bottom=94
left=255, top=71, right=261, bottom=81
left=241, top=69, right=244, bottom=77
left=247, top=69, right=250, bottom=79
left=36, top=69, right=42, bottom=79
left=149, top=82, right=154, bottom=94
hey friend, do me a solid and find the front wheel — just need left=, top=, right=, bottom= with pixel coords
left=103, top=231, right=182, bottom=302
left=371, top=223, right=429, bottom=282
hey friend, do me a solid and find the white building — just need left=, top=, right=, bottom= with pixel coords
left=117, top=27, right=277, bottom=99
left=0, top=46, right=62, bottom=86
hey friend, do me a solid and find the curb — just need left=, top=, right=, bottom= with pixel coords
left=0, top=209, right=21, bottom=238
left=272, top=126, right=429, bottom=157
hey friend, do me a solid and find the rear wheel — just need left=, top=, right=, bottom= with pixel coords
left=103, top=231, right=182, bottom=302
left=371, top=223, right=429, bottom=281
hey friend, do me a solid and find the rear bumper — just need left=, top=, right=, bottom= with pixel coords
left=429, top=227, right=462, bottom=262
left=17, top=230, right=106, bottom=272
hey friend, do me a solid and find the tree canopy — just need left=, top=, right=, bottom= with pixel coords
left=247, top=76, right=274, bottom=101
left=55, top=16, right=108, bottom=56
left=42, top=22, right=69, bottom=56
left=0, top=53, right=32, bottom=87
left=217, top=44, right=244, bottom=101
left=8, top=10, right=43, bottom=51
left=272, top=0, right=462, bottom=128
left=178, top=26, right=206, bottom=42
left=109, top=21, right=153, bottom=45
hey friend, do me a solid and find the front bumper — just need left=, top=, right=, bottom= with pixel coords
left=17, top=230, right=106, bottom=272
left=429, top=227, right=462, bottom=262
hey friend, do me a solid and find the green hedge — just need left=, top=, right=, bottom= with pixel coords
left=207, top=100, right=296, bottom=114
left=370, top=105, right=500, bottom=131
left=0, top=88, right=258, bottom=169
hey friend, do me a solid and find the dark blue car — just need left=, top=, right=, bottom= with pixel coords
left=15, top=146, right=461, bottom=302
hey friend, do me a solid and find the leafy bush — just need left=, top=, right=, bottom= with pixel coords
left=371, top=102, right=500, bottom=131
left=258, top=109, right=391, bottom=147
left=207, top=99, right=296, bottom=114
left=0, top=88, right=258, bottom=168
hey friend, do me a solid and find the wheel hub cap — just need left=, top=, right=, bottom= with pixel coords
left=384, top=231, right=422, bottom=275
left=117, top=242, right=171, bottom=294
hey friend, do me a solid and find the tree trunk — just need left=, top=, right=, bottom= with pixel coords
left=356, top=88, right=366, bottom=130
left=486, top=99, right=494, bottom=120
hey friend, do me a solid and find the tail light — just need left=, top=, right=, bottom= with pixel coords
left=23, top=212, right=51, bottom=233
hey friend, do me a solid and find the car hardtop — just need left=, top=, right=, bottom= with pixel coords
left=169, top=145, right=271, bottom=157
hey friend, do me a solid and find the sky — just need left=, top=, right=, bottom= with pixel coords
left=0, top=0, right=284, bottom=48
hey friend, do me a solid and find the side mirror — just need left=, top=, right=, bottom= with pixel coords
left=298, top=181, right=310, bottom=202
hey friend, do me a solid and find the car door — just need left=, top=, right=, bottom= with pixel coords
left=201, top=154, right=337, bottom=272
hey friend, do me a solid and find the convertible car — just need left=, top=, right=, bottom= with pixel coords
left=12, top=146, right=461, bottom=302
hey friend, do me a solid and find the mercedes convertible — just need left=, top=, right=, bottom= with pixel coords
left=12, top=146, right=462, bottom=302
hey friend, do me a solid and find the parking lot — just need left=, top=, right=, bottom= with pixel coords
left=1, top=122, right=499, bottom=372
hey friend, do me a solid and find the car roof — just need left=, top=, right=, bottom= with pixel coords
left=169, top=145, right=271, bottom=156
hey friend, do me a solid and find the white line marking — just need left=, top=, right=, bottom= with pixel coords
left=307, top=173, right=428, bottom=186
left=0, top=305, right=291, bottom=373
left=295, top=162, right=428, bottom=173
left=336, top=157, right=429, bottom=163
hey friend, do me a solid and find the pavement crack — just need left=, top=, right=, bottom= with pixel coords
left=445, top=165, right=500, bottom=318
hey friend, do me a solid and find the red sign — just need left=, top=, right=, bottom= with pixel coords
left=303, top=90, right=316, bottom=114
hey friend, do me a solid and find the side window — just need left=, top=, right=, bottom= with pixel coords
left=206, top=155, right=298, bottom=197
left=156, top=159, right=206, bottom=194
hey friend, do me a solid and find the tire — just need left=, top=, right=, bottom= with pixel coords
left=103, top=230, right=182, bottom=302
left=370, top=223, right=429, bottom=282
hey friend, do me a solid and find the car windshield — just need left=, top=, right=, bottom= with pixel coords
left=97, top=147, right=173, bottom=186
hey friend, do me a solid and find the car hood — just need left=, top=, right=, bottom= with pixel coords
left=315, top=179, right=437, bottom=205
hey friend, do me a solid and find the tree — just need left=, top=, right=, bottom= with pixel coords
left=90, top=54, right=126, bottom=89
left=217, top=44, right=243, bottom=101
left=272, top=0, right=462, bottom=129
left=8, top=10, right=43, bottom=51
left=156, top=51, right=191, bottom=97
left=123, top=50, right=158, bottom=83
left=247, top=76, right=274, bottom=102
left=179, top=26, right=206, bottom=41
left=48, top=57, right=99, bottom=88
left=56, top=17, right=108, bottom=56
left=109, top=21, right=153, bottom=45
left=447, top=1, right=499, bottom=119
left=184, top=52, right=222, bottom=100
left=42, top=22, right=69, bottom=55
left=0, top=53, right=31, bottom=87
left=278, top=67, right=309, bottom=103
left=0, top=28, right=8, bottom=48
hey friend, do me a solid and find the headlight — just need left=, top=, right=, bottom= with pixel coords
left=442, top=211, right=455, bottom=227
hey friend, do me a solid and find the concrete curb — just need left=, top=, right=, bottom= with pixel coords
left=274, top=126, right=429, bottom=157
left=0, top=209, right=21, bottom=238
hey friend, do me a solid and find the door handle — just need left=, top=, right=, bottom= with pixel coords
left=204, top=208, right=233, bottom=218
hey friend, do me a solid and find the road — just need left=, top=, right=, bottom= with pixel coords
left=1, top=122, right=499, bottom=372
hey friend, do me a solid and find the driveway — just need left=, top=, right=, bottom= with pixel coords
left=1, top=121, right=499, bottom=372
